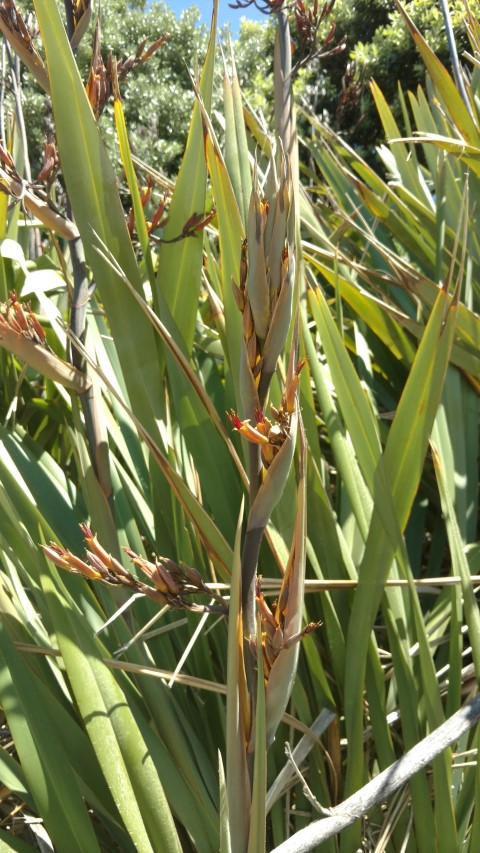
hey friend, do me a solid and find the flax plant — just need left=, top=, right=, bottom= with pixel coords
left=0, top=1, right=479, bottom=852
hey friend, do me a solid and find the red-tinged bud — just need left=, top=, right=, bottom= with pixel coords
left=132, top=556, right=169, bottom=594
left=324, top=20, right=336, bottom=45
left=150, top=196, right=168, bottom=232
left=121, top=55, right=135, bottom=75
left=84, top=551, right=111, bottom=578
left=227, top=409, right=243, bottom=431
left=66, top=551, right=101, bottom=576
left=285, top=357, right=307, bottom=414
left=227, top=410, right=270, bottom=445
left=182, top=212, right=199, bottom=233
left=11, top=298, right=28, bottom=332
left=283, top=621, right=322, bottom=649
left=82, top=529, right=116, bottom=570
left=109, top=554, right=134, bottom=580
left=41, top=543, right=103, bottom=579
left=135, top=37, right=148, bottom=59
left=139, top=182, right=152, bottom=208
left=194, top=209, right=216, bottom=232
left=182, top=209, right=215, bottom=236
left=77, top=562, right=105, bottom=580
left=254, top=411, right=271, bottom=440
left=128, top=552, right=157, bottom=577
left=5, top=313, right=24, bottom=335
left=41, top=543, right=72, bottom=570
left=27, top=309, right=46, bottom=343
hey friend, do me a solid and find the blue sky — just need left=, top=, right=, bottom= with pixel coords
left=166, top=0, right=266, bottom=35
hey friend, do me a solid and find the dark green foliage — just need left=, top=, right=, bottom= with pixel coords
left=11, top=0, right=477, bottom=178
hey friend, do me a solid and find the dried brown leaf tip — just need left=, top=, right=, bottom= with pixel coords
left=256, top=577, right=320, bottom=680
left=42, top=524, right=226, bottom=613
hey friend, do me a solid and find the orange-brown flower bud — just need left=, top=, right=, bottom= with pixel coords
left=260, top=444, right=276, bottom=467
left=154, top=560, right=181, bottom=595
left=227, top=410, right=270, bottom=445
left=242, top=299, right=254, bottom=341
left=285, top=358, right=307, bottom=414
left=246, top=331, right=257, bottom=370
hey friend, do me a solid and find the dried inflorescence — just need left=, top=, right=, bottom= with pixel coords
left=228, top=0, right=345, bottom=77
left=255, top=577, right=320, bottom=680
left=1, top=290, right=47, bottom=346
left=42, top=524, right=225, bottom=613
left=0, top=291, right=92, bottom=392
left=0, top=138, right=78, bottom=240
left=86, top=19, right=168, bottom=119
left=292, top=0, right=346, bottom=74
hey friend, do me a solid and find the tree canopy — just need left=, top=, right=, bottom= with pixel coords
left=8, top=0, right=480, bottom=177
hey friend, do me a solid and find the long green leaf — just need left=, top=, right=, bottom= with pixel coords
left=33, top=0, right=164, bottom=440
left=155, top=0, right=217, bottom=351
left=226, top=498, right=251, bottom=853
left=0, top=620, right=102, bottom=853
left=40, top=566, right=182, bottom=853
left=342, top=286, right=458, bottom=848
